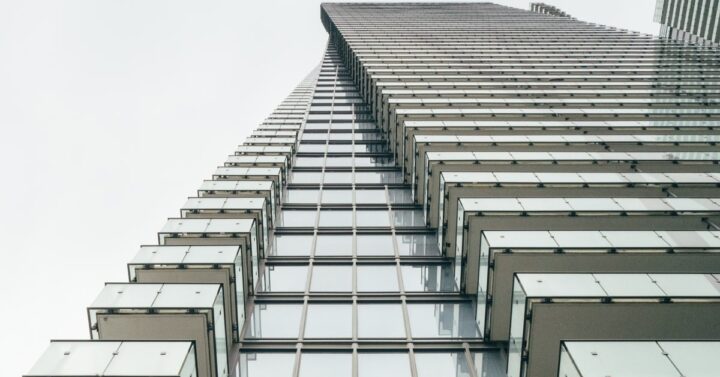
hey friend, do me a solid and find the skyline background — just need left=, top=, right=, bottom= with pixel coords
left=0, top=1, right=657, bottom=375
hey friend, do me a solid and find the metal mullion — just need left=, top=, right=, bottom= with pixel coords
left=463, top=345, right=478, bottom=377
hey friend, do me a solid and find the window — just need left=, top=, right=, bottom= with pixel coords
left=358, top=353, right=411, bottom=377
left=401, top=265, right=456, bottom=292
left=286, top=190, right=320, bottom=204
left=356, top=210, right=391, bottom=227
left=304, top=304, right=352, bottom=338
left=260, top=266, right=308, bottom=292
left=324, top=172, right=353, bottom=184
left=298, top=353, right=352, bottom=377
left=311, top=266, right=353, bottom=292
left=319, top=210, right=353, bottom=227
left=355, top=189, right=387, bottom=204
left=246, top=304, right=303, bottom=338
left=393, top=210, right=425, bottom=227
left=315, top=235, right=353, bottom=256
left=290, top=172, right=323, bottom=184
left=240, top=353, right=295, bottom=377
left=357, top=266, right=399, bottom=292
left=278, top=210, right=317, bottom=227
left=414, top=352, right=472, bottom=377
left=356, top=235, right=395, bottom=256
left=396, top=234, right=440, bottom=256
left=407, top=303, right=480, bottom=338
left=321, top=189, right=353, bottom=204
left=357, top=304, right=405, bottom=338
left=272, top=235, right=313, bottom=256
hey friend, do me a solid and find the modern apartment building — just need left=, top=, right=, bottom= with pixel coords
left=655, top=0, right=720, bottom=45
left=26, top=3, right=720, bottom=377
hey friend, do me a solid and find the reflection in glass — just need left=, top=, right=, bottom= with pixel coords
left=278, top=210, right=317, bottom=227
left=358, top=353, right=411, bottom=377
left=260, top=266, right=308, bottom=292
left=318, top=210, right=353, bottom=227
left=414, top=352, right=472, bottom=377
left=285, top=190, right=320, bottom=204
left=356, top=210, right=391, bottom=227
left=357, top=304, right=405, bottom=338
left=272, top=235, right=313, bottom=256
left=304, top=304, right=352, bottom=338
left=473, top=352, right=507, bottom=377
left=393, top=210, right=426, bottom=227
left=397, top=234, right=440, bottom=256
left=246, top=304, right=303, bottom=338
left=321, top=189, right=353, bottom=204
left=311, top=266, right=353, bottom=292
left=407, top=303, right=480, bottom=338
left=298, top=353, right=352, bottom=377
left=401, top=264, right=457, bottom=292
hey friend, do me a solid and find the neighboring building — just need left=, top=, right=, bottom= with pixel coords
left=655, top=0, right=720, bottom=45
left=26, top=3, right=720, bottom=377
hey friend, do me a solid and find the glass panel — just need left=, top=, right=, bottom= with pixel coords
left=388, top=189, right=413, bottom=204
left=357, top=266, right=399, bottom=292
left=277, top=210, right=317, bottom=227
left=407, top=303, right=481, bottom=338
left=310, top=266, right=353, bottom=292
left=358, top=353, right=411, bottom=377
left=397, top=234, right=440, bottom=256
left=297, top=144, right=326, bottom=153
left=357, top=304, right=406, bottom=338
left=324, top=172, right=353, bottom=184
left=315, top=235, right=353, bottom=256
left=304, top=304, right=352, bottom=338
left=321, top=189, right=353, bottom=204
left=260, top=266, right=308, bottom=292
left=356, top=210, right=391, bottom=227
left=401, top=265, right=457, bottom=292
left=285, top=190, right=320, bottom=204
left=240, top=353, right=295, bottom=377
left=325, top=157, right=354, bottom=167
left=327, top=144, right=354, bottom=153
left=356, top=235, right=395, bottom=256
left=473, top=352, right=508, bottom=377
left=295, top=157, right=325, bottom=167
left=318, top=210, right=353, bottom=227
left=298, top=353, right=352, bottom=377
left=355, top=189, right=387, bottom=204
left=414, top=352, right=472, bottom=377
left=290, top=172, right=323, bottom=184
left=393, top=210, right=426, bottom=227
left=272, top=235, right=313, bottom=256
left=246, top=304, right=303, bottom=338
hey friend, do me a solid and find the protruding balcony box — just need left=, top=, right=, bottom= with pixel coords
left=87, top=283, right=228, bottom=377
left=24, top=340, right=198, bottom=377
left=435, top=171, right=720, bottom=257
left=416, top=150, right=720, bottom=212
left=235, top=145, right=292, bottom=157
left=250, top=130, right=296, bottom=138
left=213, top=167, right=284, bottom=202
left=471, top=230, right=720, bottom=342
left=224, top=155, right=289, bottom=177
left=559, top=341, right=720, bottom=377
left=128, top=245, right=250, bottom=346
left=243, top=136, right=297, bottom=152
left=409, top=133, right=720, bottom=186
left=157, top=218, right=260, bottom=284
left=393, top=120, right=720, bottom=166
left=507, top=273, right=720, bottom=377
left=455, top=197, right=720, bottom=288
left=180, top=197, right=270, bottom=258
left=197, top=180, right=277, bottom=224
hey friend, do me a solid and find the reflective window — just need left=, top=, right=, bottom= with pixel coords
left=273, top=235, right=313, bottom=256
left=401, top=265, right=457, bottom=292
left=286, top=190, right=319, bottom=204
left=414, top=352, right=472, bottom=377
left=318, top=210, right=353, bottom=227
left=324, top=172, right=353, bottom=184
left=290, top=172, right=323, bottom=184
left=298, top=144, right=326, bottom=153
left=473, top=352, right=510, bottom=377
left=240, top=353, right=295, bottom=377
left=311, top=266, right=353, bottom=292
left=261, top=266, right=308, bottom=292
left=295, top=157, right=325, bottom=167
left=397, top=234, right=440, bottom=256
left=393, top=210, right=425, bottom=227
left=315, top=235, right=353, bottom=256
left=357, top=266, right=399, bottom=292
left=358, top=353, right=411, bottom=377
left=322, top=189, right=353, bottom=204
left=356, top=210, right=391, bottom=227
left=327, top=144, right=354, bottom=153
left=355, top=189, right=387, bottom=204
left=357, top=304, right=406, bottom=338
left=304, top=304, right=352, bottom=338
left=278, top=210, right=317, bottom=227
left=388, top=189, right=413, bottom=204
left=298, top=353, right=352, bottom=377
left=407, top=303, right=480, bottom=338
left=356, top=235, right=395, bottom=256
left=246, top=304, right=303, bottom=338
left=325, top=157, right=354, bottom=167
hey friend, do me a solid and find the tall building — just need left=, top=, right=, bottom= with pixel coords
left=26, top=3, right=720, bottom=377
left=655, top=0, right=720, bottom=46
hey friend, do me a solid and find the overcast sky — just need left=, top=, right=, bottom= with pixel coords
left=0, top=0, right=657, bottom=374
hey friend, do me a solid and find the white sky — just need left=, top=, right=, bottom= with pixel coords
left=0, top=0, right=657, bottom=374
